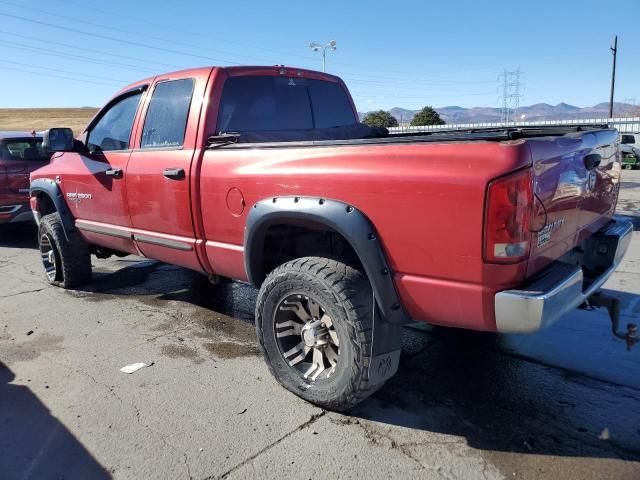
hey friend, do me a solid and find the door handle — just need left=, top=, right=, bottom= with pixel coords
left=105, top=168, right=123, bottom=178
left=584, top=153, right=601, bottom=170
left=163, top=167, right=185, bottom=180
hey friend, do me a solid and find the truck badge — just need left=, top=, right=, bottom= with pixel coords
left=66, top=191, right=93, bottom=205
left=537, top=217, right=565, bottom=247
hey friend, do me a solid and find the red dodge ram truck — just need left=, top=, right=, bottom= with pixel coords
left=30, top=66, right=633, bottom=409
left=0, top=131, right=49, bottom=224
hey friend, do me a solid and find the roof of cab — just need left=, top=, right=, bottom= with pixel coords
left=115, top=65, right=342, bottom=97
left=0, top=131, right=42, bottom=139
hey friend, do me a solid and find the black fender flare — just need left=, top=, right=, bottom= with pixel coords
left=30, top=178, right=75, bottom=240
left=244, top=196, right=409, bottom=327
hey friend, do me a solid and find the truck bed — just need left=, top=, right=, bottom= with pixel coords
left=208, top=124, right=611, bottom=149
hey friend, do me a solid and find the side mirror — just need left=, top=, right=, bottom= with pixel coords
left=43, top=128, right=75, bottom=152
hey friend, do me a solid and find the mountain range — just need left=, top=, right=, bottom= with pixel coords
left=359, top=102, right=640, bottom=125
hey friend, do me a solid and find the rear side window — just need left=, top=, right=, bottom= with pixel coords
left=0, top=139, right=48, bottom=161
left=141, top=79, right=194, bottom=149
left=308, top=81, right=358, bottom=128
left=87, top=92, right=142, bottom=152
left=217, top=76, right=356, bottom=132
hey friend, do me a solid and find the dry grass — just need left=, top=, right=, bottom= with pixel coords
left=0, top=108, right=99, bottom=136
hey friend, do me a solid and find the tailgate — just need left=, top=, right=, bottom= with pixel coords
left=526, top=129, right=621, bottom=276
left=1, top=159, right=32, bottom=196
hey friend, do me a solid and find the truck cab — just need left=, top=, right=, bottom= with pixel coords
left=0, top=131, right=49, bottom=224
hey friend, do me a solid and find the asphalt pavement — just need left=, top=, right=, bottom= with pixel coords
left=1, top=170, right=639, bottom=480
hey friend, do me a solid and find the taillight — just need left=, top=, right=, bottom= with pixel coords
left=484, top=168, right=533, bottom=263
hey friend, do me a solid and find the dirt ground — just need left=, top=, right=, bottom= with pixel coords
left=0, top=108, right=98, bottom=135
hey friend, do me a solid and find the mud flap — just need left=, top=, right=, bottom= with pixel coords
left=368, top=298, right=403, bottom=386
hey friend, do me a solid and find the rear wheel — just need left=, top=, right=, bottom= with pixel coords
left=38, top=212, right=92, bottom=288
left=255, top=257, right=383, bottom=411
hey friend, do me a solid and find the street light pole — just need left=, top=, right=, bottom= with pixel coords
left=309, top=40, right=337, bottom=72
left=609, top=35, right=618, bottom=119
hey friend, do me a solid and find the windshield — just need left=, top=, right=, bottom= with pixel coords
left=0, top=138, right=48, bottom=162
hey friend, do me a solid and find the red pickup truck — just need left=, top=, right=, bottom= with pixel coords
left=0, top=131, right=49, bottom=224
left=30, top=66, right=633, bottom=410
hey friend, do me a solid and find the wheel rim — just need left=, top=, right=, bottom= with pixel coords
left=274, top=293, right=340, bottom=381
left=40, top=233, right=59, bottom=281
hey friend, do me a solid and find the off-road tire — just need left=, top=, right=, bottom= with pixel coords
left=256, top=257, right=383, bottom=411
left=38, top=212, right=92, bottom=288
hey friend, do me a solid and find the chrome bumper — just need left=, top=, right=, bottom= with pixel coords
left=495, top=218, right=634, bottom=333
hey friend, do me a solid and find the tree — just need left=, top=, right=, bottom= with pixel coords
left=362, top=110, right=398, bottom=128
left=410, top=106, right=445, bottom=126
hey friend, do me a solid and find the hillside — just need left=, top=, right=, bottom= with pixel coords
left=0, top=108, right=98, bottom=135
left=361, top=102, right=640, bottom=124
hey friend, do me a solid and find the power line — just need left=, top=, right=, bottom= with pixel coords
left=0, top=3, right=507, bottom=92
left=351, top=91, right=496, bottom=99
left=0, top=12, right=245, bottom=66
left=0, top=64, right=122, bottom=87
left=0, top=39, right=157, bottom=73
left=0, top=26, right=493, bottom=90
left=0, top=29, right=184, bottom=70
left=0, top=33, right=497, bottom=98
left=0, top=59, right=129, bottom=84
left=0, top=0, right=283, bottom=66
left=46, top=0, right=506, bottom=84
left=52, top=0, right=317, bottom=63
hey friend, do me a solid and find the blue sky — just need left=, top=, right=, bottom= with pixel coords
left=0, top=0, right=638, bottom=111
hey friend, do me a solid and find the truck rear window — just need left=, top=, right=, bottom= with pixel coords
left=217, top=76, right=356, bottom=132
left=0, top=139, right=48, bottom=161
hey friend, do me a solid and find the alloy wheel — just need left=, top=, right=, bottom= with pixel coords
left=274, top=293, right=340, bottom=381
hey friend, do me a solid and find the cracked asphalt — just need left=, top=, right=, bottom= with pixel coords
left=1, top=170, right=640, bottom=480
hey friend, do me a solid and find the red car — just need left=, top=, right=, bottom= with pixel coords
left=30, top=66, right=633, bottom=409
left=0, top=131, right=50, bottom=224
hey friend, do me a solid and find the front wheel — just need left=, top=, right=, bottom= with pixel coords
left=38, top=212, right=92, bottom=288
left=255, top=257, right=383, bottom=411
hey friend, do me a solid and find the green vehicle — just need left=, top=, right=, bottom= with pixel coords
left=622, top=151, right=638, bottom=169
left=621, top=133, right=639, bottom=170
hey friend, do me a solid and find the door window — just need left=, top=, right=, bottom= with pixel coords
left=87, top=92, right=142, bottom=152
left=140, top=79, right=195, bottom=149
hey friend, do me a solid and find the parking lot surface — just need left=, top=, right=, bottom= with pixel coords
left=1, top=171, right=639, bottom=480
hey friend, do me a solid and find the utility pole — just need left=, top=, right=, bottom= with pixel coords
left=498, top=68, right=524, bottom=125
left=609, top=35, right=618, bottom=119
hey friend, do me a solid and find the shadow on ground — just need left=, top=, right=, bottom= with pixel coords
left=0, top=223, right=37, bottom=249
left=352, top=327, right=640, bottom=463
left=72, top=259, right=640, bottom=465
left=0, top=362, right=111, bottom=479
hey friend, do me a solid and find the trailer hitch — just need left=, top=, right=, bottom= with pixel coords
left=580, top=292, right=638, bottom=350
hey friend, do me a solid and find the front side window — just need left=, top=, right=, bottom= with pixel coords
left=0, top=139, right=48, bottom=161
left=87, top=92, right=142, bottom=152
left=141, top=79, right=194, bottom=149
left=217, top=76, right=356, bottom=133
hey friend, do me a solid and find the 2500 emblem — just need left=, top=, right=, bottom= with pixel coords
left=66, top=192, right=93, bottom=203
left=537, top=217, right=565, bottom=247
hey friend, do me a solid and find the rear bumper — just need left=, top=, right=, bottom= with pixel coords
left=494, top=217, right=633, bottom=333
left=0, top=203, right=32, bottom=224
